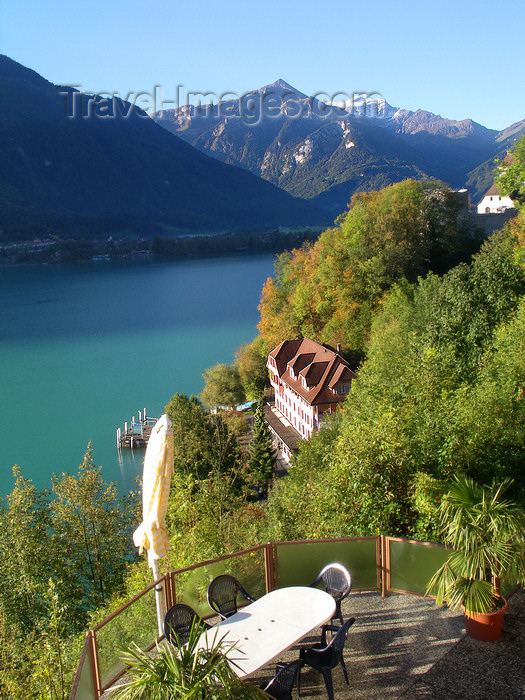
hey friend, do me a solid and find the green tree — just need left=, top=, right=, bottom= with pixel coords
left=235, top=335, right=269, bottom=400
left=165, top=393, right=243, bottom=485
left=200, top=363, right=245, bottom=408
left=446, top=295, right=525, bottom=491
left=0, top=467, right=52, bottom=640
left=20, top=580, right=79, bottom=700
left=50, top=444, right=136, bottom=624
left=0, top=456, right=134, bottom=699
left=264, top=417, right=344, bottom=541
left=248, top=400, right=275, bottom=485
left=165, top=394, right=263, bottom=563
left=496, top=134, right=525, bottom=206
left=166, top=394, right=215, bottom=479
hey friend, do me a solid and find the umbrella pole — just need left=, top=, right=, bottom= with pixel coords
left=151, top=559, right=165, bottom=638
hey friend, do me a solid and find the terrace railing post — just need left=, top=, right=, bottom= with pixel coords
left=264, top=542, right=276, bottom=593
left=90, top=629, right=102, bottom=699
left=165, top=571, right=175, bottom=611
left=381, top=535, right=388, bottom=597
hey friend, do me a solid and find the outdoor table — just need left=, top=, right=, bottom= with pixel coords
left=200, top=585, right=336, bottom=678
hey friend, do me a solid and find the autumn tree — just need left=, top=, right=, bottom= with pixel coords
left=497, top=134, right=525, bottom=256
left=257, top=180, right=483, bottom=359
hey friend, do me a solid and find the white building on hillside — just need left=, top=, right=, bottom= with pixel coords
left=266, top=338, right=356, bottom=462
left=477, top=184, right=514, bottom=214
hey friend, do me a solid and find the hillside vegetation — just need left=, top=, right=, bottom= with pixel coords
left=257, top=179, right=484, bottom=361
left=264, top=229, right=525, bottom=540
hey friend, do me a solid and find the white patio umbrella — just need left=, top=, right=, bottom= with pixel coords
left=133, top=413, right=174, bottom=636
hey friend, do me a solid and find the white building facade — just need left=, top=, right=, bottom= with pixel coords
left=477, top=184, right=514, bottom=214
left=267, top=338, right=356, bottom=451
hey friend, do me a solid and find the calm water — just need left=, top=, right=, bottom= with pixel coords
left=0, top=254, right=275, bottom=497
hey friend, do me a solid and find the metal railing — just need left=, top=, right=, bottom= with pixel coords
left=69, top=535, right=452, bottom=699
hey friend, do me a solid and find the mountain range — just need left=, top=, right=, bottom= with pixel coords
left=0, top=58, right=327, bottom=242
left=2, top=58, right=523, bottom=244
left=153, top=79, right=525, bottom=216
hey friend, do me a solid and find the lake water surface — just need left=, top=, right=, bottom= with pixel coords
left=0, top=254, right=275, bottom=496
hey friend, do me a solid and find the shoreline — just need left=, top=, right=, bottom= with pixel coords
left=0, top=226, right=324, bottom=267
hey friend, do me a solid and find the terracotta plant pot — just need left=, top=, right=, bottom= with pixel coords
left=464, top=597, right=509, bottom=641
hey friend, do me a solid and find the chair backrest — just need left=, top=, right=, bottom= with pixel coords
left=323, top=617, right=355, bottom=669
left=163, top=603, right=202, bottom=647
left=264, top=660, right=304, bottom=700
left=313, top=563, right=352, bottom=603
left=206, top=574, right=254, bottom=619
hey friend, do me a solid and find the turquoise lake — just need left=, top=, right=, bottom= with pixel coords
left=0, top=254, right=276, bottom=497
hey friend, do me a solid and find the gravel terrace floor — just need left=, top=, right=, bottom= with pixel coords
left=249, top=588, right=525, bottom=699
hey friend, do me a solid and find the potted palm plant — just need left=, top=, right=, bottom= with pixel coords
left=426, top=476, right=525, bottom=641
left=111, top=619, right=269, bottom=699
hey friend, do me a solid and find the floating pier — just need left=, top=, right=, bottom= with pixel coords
left=116, top=408, right=158, bottom=449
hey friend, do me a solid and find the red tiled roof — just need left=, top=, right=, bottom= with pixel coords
left=268, top=338, right=356, bottom=406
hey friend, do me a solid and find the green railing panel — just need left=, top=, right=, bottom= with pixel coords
left=71, top=647, right=96, bottom=700
left=276, top=538, right=379, bottom=590
left=96, top=588, right=158, bottom=689
left=388, top=540, right=449, bottom=595
left=500, top=578, right=520, bottom=598
left=174, top=548, right=267, bottom=619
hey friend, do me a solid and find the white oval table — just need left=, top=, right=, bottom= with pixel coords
left=199, top=586, right=336, bottom=678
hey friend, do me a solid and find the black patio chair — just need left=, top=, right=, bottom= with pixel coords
left=206, top=574, right=256, bottom=620
left=309, top=563, right=352, bottom=624
left=261, top=659, right=304, bottom=700
left=299, top=617, right=355, bottom=700
left=163, top=603, right=210, bottom=647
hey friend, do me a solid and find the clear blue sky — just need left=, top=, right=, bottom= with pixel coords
left=2, top=0, right=524, bottom=130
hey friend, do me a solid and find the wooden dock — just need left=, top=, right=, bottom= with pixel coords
left=116, top=409, right=158, bottom=449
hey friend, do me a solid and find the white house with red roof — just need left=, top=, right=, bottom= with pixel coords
left=266, top=338, right=356, bottom=462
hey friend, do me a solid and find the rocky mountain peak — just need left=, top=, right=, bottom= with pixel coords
left=254, top=79, right=307, bottom=99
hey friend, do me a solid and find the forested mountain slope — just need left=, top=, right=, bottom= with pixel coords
left=0, top=58, right=328, bottom=241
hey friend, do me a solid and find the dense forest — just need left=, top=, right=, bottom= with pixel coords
left=1, top=138, right=524, bottom=698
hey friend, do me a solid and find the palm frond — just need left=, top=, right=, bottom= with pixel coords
left=112, top=618, right=268, bottom=699
left=428, top=475, right=525, bottom=614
